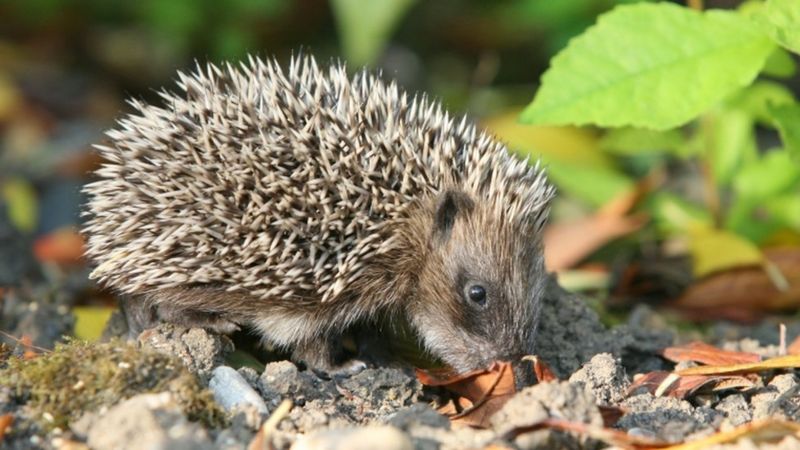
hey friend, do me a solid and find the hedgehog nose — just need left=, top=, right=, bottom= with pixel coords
left=512, top=358, right=538, bottom=389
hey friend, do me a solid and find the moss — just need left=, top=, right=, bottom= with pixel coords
left=0, top=339, right=226, bottom=430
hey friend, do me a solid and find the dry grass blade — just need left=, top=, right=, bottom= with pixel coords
left=248, top=399, right=292, bottom=450
left=662, top=341, right=761, bottom=365
left=501, top=418, right=670, bottom=449
left=660, top=420, right=800, bottom=450
left=676, top=355, right=800, bottom=376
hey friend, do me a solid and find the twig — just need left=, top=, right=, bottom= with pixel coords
left=248, top=399, right=292, bottom=450
left=780, top=324, right=787, bottom=356
left=0, top=330, right=51, bottom=353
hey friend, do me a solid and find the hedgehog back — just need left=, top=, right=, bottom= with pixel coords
left=84, top=56, right=551, bottom=304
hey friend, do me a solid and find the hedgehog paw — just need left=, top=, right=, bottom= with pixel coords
left=311, top=359, right=369, bottom=379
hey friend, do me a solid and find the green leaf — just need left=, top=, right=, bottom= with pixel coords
left=761, top=47, right=797, bottom=78
left=1, top=178, right=37, bottom=233
left=600, top=127, right=685, bottom=155
left=755, top=0, right=800, bottom=54
left=708, top=109, right=758, bottom=186
left=765, top=194, right=800, bottom=230
left=689, top=228, right=764, bottom=278
left=734, top=149, right=800, bottom=201
left=726, top=80, right=795, bottom=125
left=521, top=3, right=775, bottom=130
left=649, top=193, right=713, bottom=236
left=73, top=306, right=114, bottom=341
left=331, top=0, right=416, bottom=67
left=768, top=102, right=800, bottom=161
left=546, top=160, right=633, bottom=207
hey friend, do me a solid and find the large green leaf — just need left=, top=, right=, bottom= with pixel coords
left=755, top=0, right=800, bottom=54
left=331, top=0, right=416, bottom=67
left=521, top=3, right=775, bottom=130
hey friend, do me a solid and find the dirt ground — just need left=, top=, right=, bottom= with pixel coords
left=2, top=275, right=800, bottom=450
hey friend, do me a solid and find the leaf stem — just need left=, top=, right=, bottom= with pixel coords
left=687, top=0, right=703, bottom=11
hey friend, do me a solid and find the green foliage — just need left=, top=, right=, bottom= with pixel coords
left=518, top=0, right=800, bottom=278
left=331, top=0, right=417, bottom=66
left=521, top=3, right=775, bottom=130
left=769, top=103, right=800, bottom=160
left=755, top=0, right=800, bottom=54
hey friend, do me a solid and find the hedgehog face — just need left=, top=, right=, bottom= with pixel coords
left=410, top=190, right=548, bottom=375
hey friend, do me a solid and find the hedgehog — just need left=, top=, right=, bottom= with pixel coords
left=83, top=55, right=555, bottom=378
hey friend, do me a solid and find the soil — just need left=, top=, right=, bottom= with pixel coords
left=1, top=275, right=799, bottom=449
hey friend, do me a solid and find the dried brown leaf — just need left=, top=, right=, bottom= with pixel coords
left=671, top=247, right=800, bottom=317
left=0, top=414, right=12, bottom=442
left=522, top=355, right=558, bottom=383
left=33, top=227, right=85, bottom=266
left=598, top=405, right=626, bottom=427
left=628, top=371, right=754, bottom=399
left=788, top=334, right=800, bottom=355
left=417, top=361, right=516, bottom=428
left=662, top=341, right=761, bottom=366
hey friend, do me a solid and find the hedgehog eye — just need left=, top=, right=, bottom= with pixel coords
left=466, top=284, right=487, bottom=306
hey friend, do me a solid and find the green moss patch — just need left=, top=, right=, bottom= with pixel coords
left=0, top=339, right=226, bottom=429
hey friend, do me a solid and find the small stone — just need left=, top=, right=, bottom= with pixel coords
left=492, top=381, right=603, bottom=450
left=138, top=324, right=233, bottom=381
left=568, top=353, right=629, bottom=405
left=386, top=404, right=450, bottom=431
left=291, top=425, right=413, bottom=450
left=210, top=366, right=269, bottom=416
left=85, top=393, right=212, bottom=450
left=715, top=394, right=752, bottom=427
left=619, top=394, right=721, bottom=443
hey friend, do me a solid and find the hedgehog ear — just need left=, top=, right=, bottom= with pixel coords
left=433, top=190, right=474, bottom=242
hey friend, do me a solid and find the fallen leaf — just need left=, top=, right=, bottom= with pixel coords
left=662, top=341, right=761, bottom=365
left=661, top=420, right=800, bottom=450
left=688, top=228, right=765, bottom=278
left=788, top=334, right=800, bottom=355
left=598, top=405, right=626, bottom=427
left=676, top=354, right=800, bottom=376
left=671, top=247, right=800, bottom=317
left=522, top=355, right=558, bottom=383
left=544, top=209, right=646, bottom=271
left=0, top=414, right=12, bottom=442
left=33, top=227, right=85, bottom=265
left=73, top=306, right=115, bottom=341
left=628, top=371, right=755, bottom=399
left=500, top=418, right=669, bottom=449
left=417, top=361, right=516, bottom=428
left=543, top=172, right=659, bottom=271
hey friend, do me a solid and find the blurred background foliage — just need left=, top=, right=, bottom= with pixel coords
left=1, top=0, right=798, bottom=342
